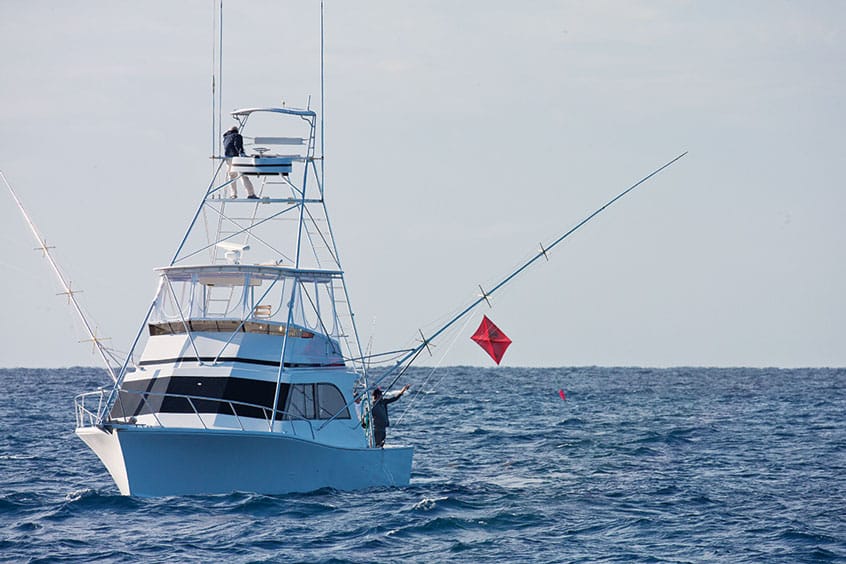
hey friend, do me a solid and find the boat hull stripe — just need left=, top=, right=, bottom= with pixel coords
left=137, top=356, right=345, bottom=368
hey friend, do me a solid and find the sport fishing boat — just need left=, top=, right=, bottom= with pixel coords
left=72, top=104, right=413, bottom=496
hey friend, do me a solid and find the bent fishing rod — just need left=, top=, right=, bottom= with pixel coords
left=371, top=151, right=688, bottom=392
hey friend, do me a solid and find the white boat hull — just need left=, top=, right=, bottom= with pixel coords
left=76, top=425, right=413, bottom=497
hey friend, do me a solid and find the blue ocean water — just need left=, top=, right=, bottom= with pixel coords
left=1, top=367, right=844, bottom=563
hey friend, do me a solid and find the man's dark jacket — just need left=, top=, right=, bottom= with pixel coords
left=371, top=394, right=401, bottom=430
left=223, top=129, right=245, bottom=157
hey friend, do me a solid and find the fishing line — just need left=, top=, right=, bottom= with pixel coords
left=395, top=313, right=473, bottom=426
left=369, top=152, right=688, bottom=383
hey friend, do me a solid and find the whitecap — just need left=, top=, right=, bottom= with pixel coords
left=411, top=496, right=447, bottom=511
left=65, top=488, right=97, bottom=502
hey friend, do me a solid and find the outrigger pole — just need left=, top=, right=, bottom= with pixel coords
left=2, top=170, right=120, bottom=383
left=371, top=151, right=688, bottom=390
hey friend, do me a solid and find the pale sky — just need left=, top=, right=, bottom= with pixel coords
left=1, top=1, right=844, bottom=369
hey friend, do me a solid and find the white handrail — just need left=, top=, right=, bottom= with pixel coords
left=76, top=389, right=317, bottom=440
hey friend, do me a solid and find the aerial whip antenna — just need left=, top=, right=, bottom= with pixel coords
left=217, top=0, right=224, bottom=158
left=319, top=0, right=326, bottom=199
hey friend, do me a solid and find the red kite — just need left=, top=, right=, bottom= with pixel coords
left=471, top=315, right=512, bottom=365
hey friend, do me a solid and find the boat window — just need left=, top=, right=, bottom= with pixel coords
left=283, top=383, right=350, bottom=420
left=150, top=270, right=343, bottom=341
left=108, top=377, right=291, bottom=421
left=286, top=384, right=316, bottom=420
left=303, top=384, right=316, bottom=419
left=317, top=384, right=350, bottom=419
left=147, top=320, right=315, bottom=337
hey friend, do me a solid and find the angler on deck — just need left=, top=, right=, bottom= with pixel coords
left=369, top=385, right=410, bottom=447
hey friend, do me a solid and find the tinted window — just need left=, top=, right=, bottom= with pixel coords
left=317, top=383, right=350, bottom=419
left=109, top=377, right=291, bottom=421
left=286, top=384, right=316, bottom=420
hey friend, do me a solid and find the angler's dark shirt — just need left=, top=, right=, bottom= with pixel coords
left=223, top=130, right=245, bottom=157
left=371, top=394, right=401, bottom=430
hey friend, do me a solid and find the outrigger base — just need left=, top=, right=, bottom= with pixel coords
left=76, top=426, right=413, bottom=497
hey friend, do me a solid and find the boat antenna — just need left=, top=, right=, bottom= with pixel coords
left=211, top=3, right=216, bottom=162
left=212, top=0, right=224, bottom=160
left=370, top=151, right=689, bottom=390
left=2, top=170, right=120, bottom=382
left=319, top=0, right=326, bottom=198
left=217, top=0, right=223, bottom=155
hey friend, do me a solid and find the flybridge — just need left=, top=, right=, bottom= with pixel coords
left=150, top=264, right=345, bottom=342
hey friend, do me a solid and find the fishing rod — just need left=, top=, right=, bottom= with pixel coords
left=373, top=151, right=688, bottom=392
left=2, top=170, right=120, bottom=382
